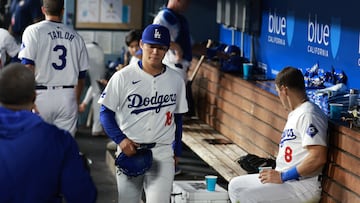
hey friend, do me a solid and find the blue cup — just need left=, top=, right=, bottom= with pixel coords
left=243, top=63, right=253, bottom=79
left=205, top=175, right=217, bottom=191
left=329, top=103, right=343, bottom=120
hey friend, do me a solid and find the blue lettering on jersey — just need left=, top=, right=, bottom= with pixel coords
left=280, top=129, right=297, bottom=147
left=48, top=31, right=75, bottom=42
left=127, top=91, right=176, bottom=114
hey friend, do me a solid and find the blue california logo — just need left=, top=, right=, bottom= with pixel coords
left=330, top=17, right=341, bottom=59
left=307, top=14, right=341, bottom=59
left=267, top=9, right=294, bottom=47
left=286, top=11, right=295, bottom=46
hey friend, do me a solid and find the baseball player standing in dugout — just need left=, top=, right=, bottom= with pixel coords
left=153, top=0, right=193, bottom=82
left=98, top=24, right=188, bottom=203
left=228, top=67, right=328, bottom=203
left=18, top=0, right=88, bottom=137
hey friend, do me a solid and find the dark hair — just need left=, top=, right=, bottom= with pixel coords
left=42, top=0, right=64, bottom=16
left=0, top=63, right=35, bottom=105
left=125, top=29, right=142, bottom=46
left=275, top=66, right=305, bottom=92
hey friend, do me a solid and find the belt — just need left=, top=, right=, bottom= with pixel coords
left=36, top=85, right=75, bottom=90
left=138, top=143, right=156, bottom=149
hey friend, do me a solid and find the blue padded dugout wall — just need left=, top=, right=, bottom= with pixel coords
left=219, top=0, right=360, bottom=90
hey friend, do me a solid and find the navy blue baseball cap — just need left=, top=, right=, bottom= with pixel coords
left=224, top=45, right=241, bottom=56
left=142, top=24, right=170, bottom=47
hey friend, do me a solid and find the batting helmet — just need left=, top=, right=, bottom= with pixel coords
left=115, top=148, right=153, bottom=177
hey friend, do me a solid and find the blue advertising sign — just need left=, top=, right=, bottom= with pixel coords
left=220, top=0, right=360, bottom=89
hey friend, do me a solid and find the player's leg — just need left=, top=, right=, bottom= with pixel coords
left=91, top=93, right=104, bottom=135
left=229, top=175, right=322, bottom=203
left=54, top=89, right=78, bottom=136
left=144, top=145, right=175, bottom=203
left=116, top=169, right=144, bottom=203
left=34, top=89, right=57, bottom=124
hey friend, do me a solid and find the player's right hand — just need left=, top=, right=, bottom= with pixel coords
left=78, top=103, right=87, bottom=112
left=120, top=138, right=140, bottom=156
left=258, top=169, right=282, bottom=184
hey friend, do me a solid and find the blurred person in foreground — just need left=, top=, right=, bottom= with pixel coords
left=0, top=63, right=96, bottom=203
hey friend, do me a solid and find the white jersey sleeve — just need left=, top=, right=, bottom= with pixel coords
left=153, top=9, right=179, bottom=42
left=0, top=28, right=20, bottom=67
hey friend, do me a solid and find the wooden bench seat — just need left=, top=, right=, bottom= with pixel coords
left=182, top=118, right=248, bottom=182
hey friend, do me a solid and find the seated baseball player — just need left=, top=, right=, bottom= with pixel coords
left=228, top=67, right=328, bottom=203
left=98, top=24, right=188, bottom=203
left=0, top=63, right=97, bottom=203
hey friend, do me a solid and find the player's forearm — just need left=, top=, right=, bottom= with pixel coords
left=81, top=86, right=93, bottom=105
left=76, top=79, right=85, bottom=104
left=99, top=105, right=127, bottom=144
left=172, top=113, right=183, bottom=156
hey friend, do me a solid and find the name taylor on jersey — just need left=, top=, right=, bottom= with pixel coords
left=48, top=30, right=75, bottom=42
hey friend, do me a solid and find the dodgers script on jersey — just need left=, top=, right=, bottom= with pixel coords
left=18, top=20, right=89, bottom=86
left=98, top=62, right=188, bottom=145
left=276, top=101, right=328, bottom=175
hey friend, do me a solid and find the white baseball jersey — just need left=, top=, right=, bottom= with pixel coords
left=153, top=9, right=193, bottom=81
left=129, top=55, right=140, bottom=65
left=0, top=28, right=20, bottom=68
left=85, top=42, right=105, bottom=96
left=276, top=101, right=328, bottom=176
left=98, top=62, right=188, bottom=145
left=18, top=20, right=89, bottom=86
left=83, top=42, right=106, bottom=134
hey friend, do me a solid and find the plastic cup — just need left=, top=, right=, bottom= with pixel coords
left=258, top=166, right=272, bottom=172
left=205, top=175, right=218, bottom=191
left=329, top=103, right=343, bottom=120
left=243, top=63, right=253, bottom=79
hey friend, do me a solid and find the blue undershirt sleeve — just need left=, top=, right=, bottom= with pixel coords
left=78, top=70, right=87, bottom=79
left=173, top=113, right=183, bottom=156
left=99, top=105, right=127, bottom=144
left=21, top=58, right=34, bottom=65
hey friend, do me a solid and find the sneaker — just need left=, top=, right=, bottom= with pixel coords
left=175, top=166, right=182, bottom=175
left=106, top=141, right=117, bottom=150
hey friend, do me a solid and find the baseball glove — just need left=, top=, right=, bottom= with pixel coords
left=237, top=154, right=276, bottom=174
left=115, top=148, right=153, bottom=177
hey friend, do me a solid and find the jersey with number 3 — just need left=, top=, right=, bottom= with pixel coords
left=19, top=20, right=88, bottom=86
left=275, top=101, right=328, bottom=176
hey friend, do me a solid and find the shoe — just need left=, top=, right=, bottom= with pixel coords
left=106, top=141, right=117, bottom=150
left=175, top=166, right=182, bottom=175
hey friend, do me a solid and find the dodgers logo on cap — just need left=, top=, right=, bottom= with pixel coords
left=142, top=24, right=170, bottom=47
left=154, top=29, right=161, bottom=39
